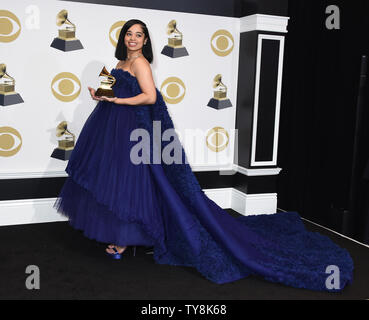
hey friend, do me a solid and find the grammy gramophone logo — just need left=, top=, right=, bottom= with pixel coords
left=50, top=9, right=83, bottom=52
left=51, top=72, right=81, bottom=102
left=51, top=121, right=75, bottom=161
left=95, top=66, right=116, bottom=97
left=206, top=127, right=229, bottom=152
left=0, top=126, right=22, bottom=157
left=160, top=77, right=186, bottom=104
left=207, top=74, right=232, bottom=110
left=210, top=29, right=234, bottom=57
left=109, top=20, right=126, bottom=47
left=0, top=10, right=21, bottom=43
left=0, top=63, right=24, bottom=106
left=161, top=20, right=189, bottom=58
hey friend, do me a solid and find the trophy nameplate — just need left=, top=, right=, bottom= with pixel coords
left=161, top=20, right=189, bottom=58
left=50, top=10, right=83, bottom=52
left=51, top=121, right=75, bottom=161
left=58, top=30, right=76, bottom=39
left=0, top=64, right=24, bottom=107
left=95, top=66, right=116, bottom=97
left=0, top=84, right=14, bottom=93
left=207, top=74, right=232, bottom=110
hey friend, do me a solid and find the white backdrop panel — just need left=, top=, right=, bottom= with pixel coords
left=0, top=0, right=240, bottom=175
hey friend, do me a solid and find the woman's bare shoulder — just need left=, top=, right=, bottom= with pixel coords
left=115, top=60, right=124, bottom=69
left=131, top=56, right=151, bottom=74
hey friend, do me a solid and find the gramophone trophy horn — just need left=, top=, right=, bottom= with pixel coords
left=95, top=66, right=116, bottom=97
left=167, top=20, right=182, bottom=37
left=56, top=121, right=75, bottom=139
left=167, top=20, right=176, bottom=34
left=161, top=20, right=189, bottom=58
left=213, top=74, right=221, bottom=88
left=207, top=74, right=232, bottom=110
left=0, top=64, right=15, bottom=85
left=50, top=9, right=83, bottom=52
left=51, top=121, right=75, bottom=161
left=56, top=9, right=75, bottom=30
left=0, top=63, right=24, bottom=107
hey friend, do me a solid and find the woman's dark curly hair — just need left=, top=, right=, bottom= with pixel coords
left=114, top=19, right=153, bottom=63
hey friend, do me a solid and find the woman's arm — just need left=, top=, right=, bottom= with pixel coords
left=101, top=58, right=157, bottom=105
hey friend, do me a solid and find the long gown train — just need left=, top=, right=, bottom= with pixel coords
left=54, top=68, right=353, bottom=291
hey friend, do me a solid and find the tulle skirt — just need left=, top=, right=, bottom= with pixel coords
left=54, top=98, right=354, bottom=291
left=54, top=101, right=164, bottom=247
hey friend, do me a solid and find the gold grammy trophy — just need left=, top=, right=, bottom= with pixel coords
left=50, top=9, right=83, bottom=52
left=51, top=121, right=75, bottom=160
left=95, top=66, right=116, bottom=97
left=161, top=20, right=189, bottom=58
left=207, top=74, right=232, bottom=110
left=0, top=63, right=24, bottom=107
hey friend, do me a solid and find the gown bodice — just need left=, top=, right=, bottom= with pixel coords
left=110, top=68, right=164, bottom=105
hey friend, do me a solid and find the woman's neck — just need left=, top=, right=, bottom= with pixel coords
left=126, top=49, right=143, bottom=60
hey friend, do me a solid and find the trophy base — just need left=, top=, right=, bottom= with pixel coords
left=95, top=88, right=115, bottom=97
left=161, top=45, right=189, bottom=58
left=50, top=37, right=84, bottom=52
left=0, top=93, right=24, bottom=106
left=207, top=98, right=232, bottom=110
left=51, top=148, right=73, bottom=161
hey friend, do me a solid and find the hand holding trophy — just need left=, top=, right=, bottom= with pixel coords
left=95, top=67, right=117, bottom=102
left=90, top=66, right=117, bottom=102
left=87, top=86, right=102, bottom=101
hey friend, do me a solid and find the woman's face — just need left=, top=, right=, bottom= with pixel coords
left=124, top=24, right=146, bottom=52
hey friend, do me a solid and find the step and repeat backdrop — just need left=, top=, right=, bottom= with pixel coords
left=0, top=0, right=240, bottom=176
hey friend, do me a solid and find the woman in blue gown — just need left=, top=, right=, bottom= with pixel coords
left=54, top=19, right=354, bottom=291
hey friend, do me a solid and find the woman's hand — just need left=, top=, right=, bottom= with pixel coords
left=88, top=86, right=103, bottom=101
left=99, top=96, right=118, bottom=103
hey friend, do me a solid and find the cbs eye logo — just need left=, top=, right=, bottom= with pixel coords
left=51, top=72, right=81, bottom=102
left=0, top=10, right=21, bottom=43
left=109, top=20, right=126, bottom=47
left=0, top=126, right=22, bottom=157
left=206, top=127, right=229, bottom=152
left=210, top=29, right=234, bottom=57
left=160, top=77, right=186, bottom=104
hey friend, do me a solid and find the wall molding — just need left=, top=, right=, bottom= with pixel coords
left=0, top=198, right=68, bottom=226
left=0, top=171, right=68, bottom=180
left=229, top=188, right=277, bottom=216
left=250, top=34, right=285, bottom=166
left=203, top=188, right=233, bottom=209
left=0, top=164, right=234, bottom=180
left=240, top=14, right=290, bottom=33
left=0, top=163, right=282, bottom=180
left=0, top=188, right=277, bottom=226
left=233, top=164, right=282, bottom=176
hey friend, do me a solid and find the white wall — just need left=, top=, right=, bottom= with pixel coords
left=0, top=0, right=240, bottom=177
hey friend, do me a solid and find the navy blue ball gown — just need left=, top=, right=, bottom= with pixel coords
left=54, top=67, right=354, bottom=291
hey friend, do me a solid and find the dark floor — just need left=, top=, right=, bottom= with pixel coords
left=0, top=210, right=368, bottom=300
